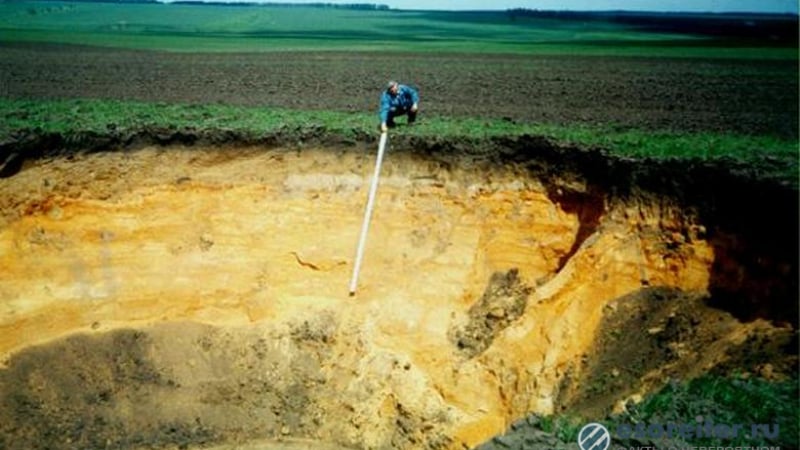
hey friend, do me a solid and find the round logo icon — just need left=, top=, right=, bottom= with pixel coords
left=577, top=422, right=610, bottom=450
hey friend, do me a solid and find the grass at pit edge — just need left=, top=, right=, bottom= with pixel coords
left=0, top=97, right=797, bottom=185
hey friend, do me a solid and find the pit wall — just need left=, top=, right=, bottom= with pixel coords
left=0, top=145, right=793, bottom=449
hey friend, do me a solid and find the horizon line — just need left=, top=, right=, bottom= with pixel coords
left=155, top=1, right=800, bottom=15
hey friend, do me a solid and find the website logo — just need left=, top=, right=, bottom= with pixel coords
left=578, top=422, right=611, bottom=450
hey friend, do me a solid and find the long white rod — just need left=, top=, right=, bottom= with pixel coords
left=349, top=132, right=388, bottom=296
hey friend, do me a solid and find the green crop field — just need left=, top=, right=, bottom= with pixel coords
left=0, top=1, right=796, bottom=58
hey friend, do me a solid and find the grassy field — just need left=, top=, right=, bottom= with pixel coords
left=0, top=1, right=797, bottom=58
left=2, top=97, right=796, bottom=183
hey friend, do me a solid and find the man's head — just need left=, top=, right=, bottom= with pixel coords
left=386, top=80, right=399, bottom=95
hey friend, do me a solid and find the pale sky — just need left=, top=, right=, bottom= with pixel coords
left=268, top=0, right=799, bottom=13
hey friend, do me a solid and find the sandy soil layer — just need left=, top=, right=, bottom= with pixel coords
left=0, top=145, right=795, bottom=449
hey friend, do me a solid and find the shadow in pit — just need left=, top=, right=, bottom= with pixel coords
left=531, top=139, right=797, bottom=328
left=698, top=172, right=799, bottom=328
left=495, top=135, right=797, bottom=330
left=556, top=287, right=798, bottom=418
left=0, top=319, right=448, bottom=450
left=545, top=185, right=605, bottom=271
left=594, top=148, right=800, bottom=329
left=0, top=323, right=326, bottom=450
left=0, top=330, right=216, bottom=450
left=0, top=152, right=23, bottom=178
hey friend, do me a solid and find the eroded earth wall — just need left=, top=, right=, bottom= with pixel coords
left=0, top=141, right=796, bottom=450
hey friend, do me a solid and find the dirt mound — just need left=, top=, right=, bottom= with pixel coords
left=0, top=327, right=214, bottom=450
left=0, top=321, right=394, bottom=450
left=560, top=287, right=797, bottom=416
left=0, top=137, right=796, bottom=449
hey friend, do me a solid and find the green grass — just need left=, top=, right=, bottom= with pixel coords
left=2, top=97, right=797, bottom=184
left=620, top=374, right=800, bottom=448
left=539, top=414, right=587, bottom=442
left=539, top=375, right=799, bottom=448
left=0, top=1, right=796, bottom=58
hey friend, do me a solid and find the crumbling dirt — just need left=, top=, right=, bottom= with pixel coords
left=0, top=137, right=797, bottom=449
left=451, top=269, right=533, bottom=358
left=0, top=321, right=355, bottom=450
left=558, top=287, right=798, bottom=418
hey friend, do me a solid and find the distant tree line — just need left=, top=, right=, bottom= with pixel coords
left=171, top=1, right=388, bottom=9
left=23, top=0, right=161, bottom=3
left=26, top=0, right=389, bottom=8
left=506, top=8, right=798, bottom=44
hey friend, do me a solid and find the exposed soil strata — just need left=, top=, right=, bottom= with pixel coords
left=0, top=133, right=797, bottom=449
left=3, top=128, right=795, bottom=327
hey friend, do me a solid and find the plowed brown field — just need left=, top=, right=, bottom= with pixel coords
left=1, top=43, right=798, bottom=138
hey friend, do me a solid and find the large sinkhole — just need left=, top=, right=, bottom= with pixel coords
left=0, top=141, right=796, bottom=450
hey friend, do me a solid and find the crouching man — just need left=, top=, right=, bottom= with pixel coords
left=379, top=80, right=419, bottom=132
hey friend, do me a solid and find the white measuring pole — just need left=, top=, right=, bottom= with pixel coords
left=349, top=132, right=388, bottom=296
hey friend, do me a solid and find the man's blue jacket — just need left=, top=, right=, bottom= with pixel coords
left=379, top=84, right=419, bottom=124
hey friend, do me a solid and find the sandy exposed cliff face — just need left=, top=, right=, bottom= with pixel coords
left=0, top=145, right=794, bottom=449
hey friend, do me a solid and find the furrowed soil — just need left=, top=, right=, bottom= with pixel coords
left=0, top=44, right=798, bottom=450
left=0, top=43, right=798, bottom=138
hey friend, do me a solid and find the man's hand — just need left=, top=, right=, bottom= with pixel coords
left=380, top=123, right=388, bottom=133
left=411, top=103, right=418, bottom=112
